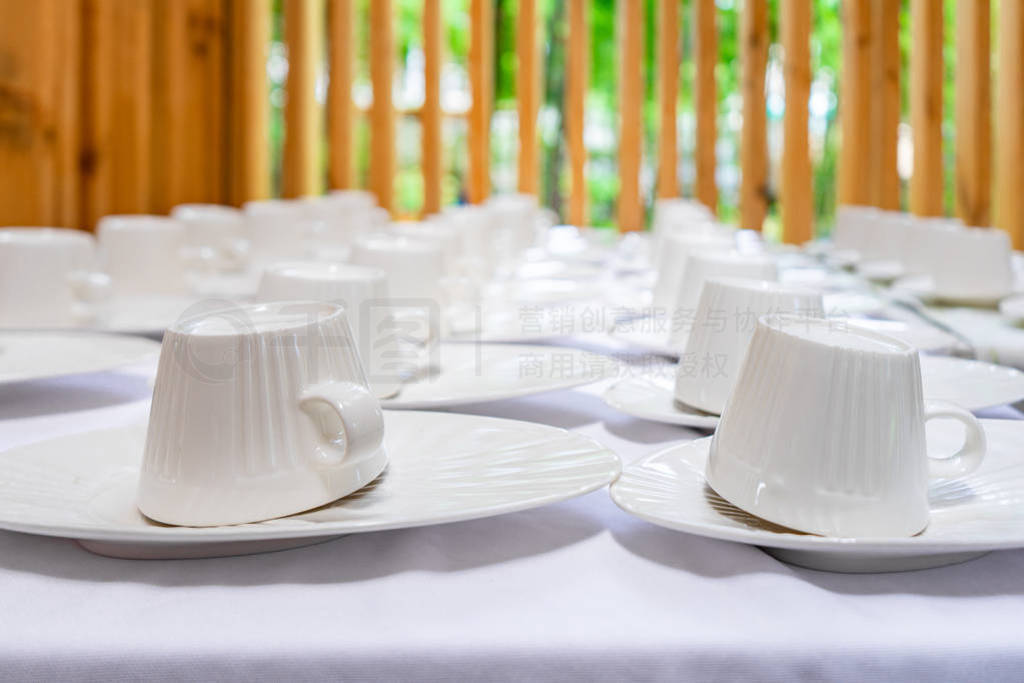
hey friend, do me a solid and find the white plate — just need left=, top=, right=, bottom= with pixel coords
left=892, top=275, right=1016, bottom=307
left=0, top=332, right=160, bottom=385
left=610, top=419, right=1024, bottom=573
left=603, top=355, right=1024, bottom=427
left=0, top=411, right=620, bottom=559
left=609, top=316, right=962, bottom=358
left=382, top=343, right=617, bottom=409
left=603, top=375, right=718, bottom=429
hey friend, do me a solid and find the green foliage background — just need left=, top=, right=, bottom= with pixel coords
left=266, top=0, right=972, bottom=237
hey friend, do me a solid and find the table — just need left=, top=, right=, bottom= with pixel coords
left=3, top=339, right=1024, bottom=681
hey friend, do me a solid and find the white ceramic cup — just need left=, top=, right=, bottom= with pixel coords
left=242, top=199, right=315, bottom=264
left=671, top=250, right=778, bottom=318
left=389, top=221, right=461, bottom=274
left=258, top=262, right=413, bottom=398
left=0, top=228, right=109, bottom=327
left=651, top=229, right=737, bottom=312
left=925, top=226, right=1014, bottom=299
left=349, top=233, right=446, bottom=342
left=138, top=300, right=388, bottom=527
left=673, top=278, right=824, bottom=414
left=707, top=315, right=987, bottom=538
left=97, top=215, right=189, bottom=296
left=485, top=193, right=539, bottom=258
left=171, top=203, right=249, bottom=272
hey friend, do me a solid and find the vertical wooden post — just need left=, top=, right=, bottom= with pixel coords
left=368, top=0, right=395, bottom=211
left=516, top=0, right=539, bottom=195
left=468, top=0, right=493, bottom=204
left=228, top=0, right=271, bottom=205
left=693, top=0, right=718, bottom=214
left=0, top=0, right=82, bottom=227
left=837, top=0, right=871, bottom=206
left=909, top=0, right=944, bottom=216
left=565, top=0, right=587, bottom=226
left=996, top=0, right=1024, bottom=246
left=422, top=0, right=443, bottom=214
left=781, top=0, right=812, bottom=244
left=955, top=0, right=991, bottom=227
left=656, top=0, right=678, bottom=199
left=151, top=0, right=230, bottom=212
left=282, top=0, right=321, bottom=199
left=739, top=0, right=768, bottom=231
left=618, top=0, right=644, bottom=232
left=81, top=0, right=152, bottom=228
left=328, top=0, right=355, bottom=190
left=868, top=0, right=900, bottom=210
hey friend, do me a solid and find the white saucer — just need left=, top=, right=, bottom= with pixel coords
left=609, top=316, right=962, bottom=358
left=0, top=332, right=160, bottom=385
left=603, top=375, right=718, bottom=429
left=0, top=411, right=620, bottom=559
left=603, top=355, right=1024, bottom=427
left=98, top=295, right=205, bottom=336
left=610, top=419, right=1024, bottom=573
left=382, top=343, right=617, bottom=409
left=892, top=275, right=1016, bottom=307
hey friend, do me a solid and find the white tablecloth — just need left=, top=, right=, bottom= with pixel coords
left=2, top=339, right=1024, bottom=682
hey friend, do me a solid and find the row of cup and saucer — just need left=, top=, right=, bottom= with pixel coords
left=0, top=301, right=622, bottom=560
left=601, top=278, right=1024, bottom=429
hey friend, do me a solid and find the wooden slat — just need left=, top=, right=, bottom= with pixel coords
left=955, top=0, right=991, bottom=226
left=996, top=0, right=1024, bottom=246
left=516, top=0, right=539, bottom=195
left=656, top=0, right=678, bottom=199
left=467, top=0, right=493, bottom=203
left=327, top=0, right=355, bottom=190
left=837, top=0, right=871, bottom=206
left=565, top=0, right=587, bottom=226
left=618, top=0, right=644, bottom=232
left=739, top=0, right=768, bottom=231
left=909, top=0, right=944, bottom=216
left=81, top=0, right=152, bottom=228
left=781, top=0, right=812, bottom=244
left=151, top=0, right=230, bottom=212
left=693, top=0, right=718, bottom=214
left=368, top=0, right=395, bottom=212
left=228, top=0, right=271, bottom=205
left=0, top=0, right=82, bottom=227
left=868, top=0, right=899, bottom=210
left=422, top=0, right=442, bottom=214
left=282, top=0, right=321, bottom=199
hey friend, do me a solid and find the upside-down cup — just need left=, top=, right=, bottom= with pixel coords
left=138, top=301, right=388, bottom=527
left=672, top=278, right=823, bottom=415
left=706, top=315, right=987, bottom=538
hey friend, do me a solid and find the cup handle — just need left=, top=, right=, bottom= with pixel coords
left=299, top=381, right=385, bottom=466
left=923, top=400, right=987, bottom=479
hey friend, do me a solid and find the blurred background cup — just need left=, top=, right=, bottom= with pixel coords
left=707, top=315, right=987, bottom=538
left=0, top=228, right=109, bottom=327
left=171, top=203, right=249, bottom=273
left=242, top=199, right=315, bottom=265
left=138, top=300, right=388, bottom=527
left=672, top=250, right=778, bottom=319
left=673, top=278, right=824, bottom=414
left=349, top=233, right=446, bottom=348
left=97, top=215, right=189, bottom=296
left=925, top=226, right=1015, bottom=300
left=650, top=228, right=737, bottom=313
left=258, top=262, right=411, bottom=398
